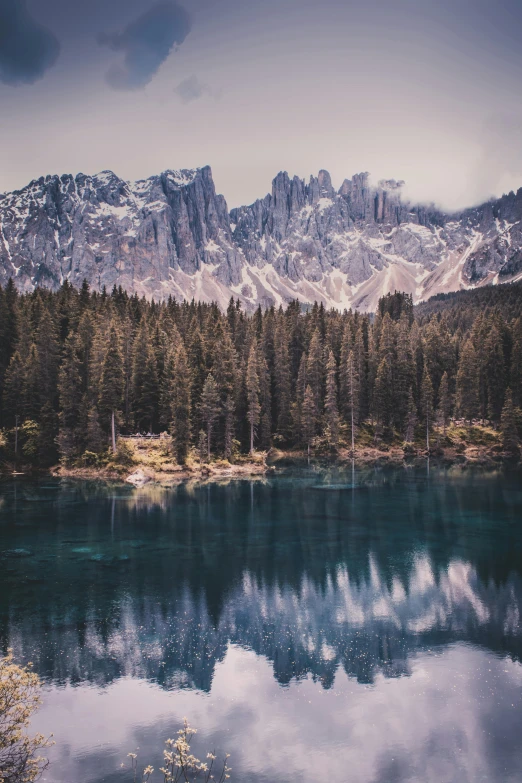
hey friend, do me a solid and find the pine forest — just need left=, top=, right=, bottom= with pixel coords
left=0, top=280, right=521, bottom=469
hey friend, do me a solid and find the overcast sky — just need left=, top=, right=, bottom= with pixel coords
left=1, top=0, right=522, bottom=210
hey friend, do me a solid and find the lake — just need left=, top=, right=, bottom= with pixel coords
left=1, top=463, right=522, bottom=783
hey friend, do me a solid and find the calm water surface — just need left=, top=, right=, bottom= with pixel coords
left=1, top=464, right=522, bottom=783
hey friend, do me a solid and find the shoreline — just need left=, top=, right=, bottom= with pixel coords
left=51, top=458, right=270, bottom=486
left=47, top=443, right=517, bottom=486
left=4, top=426, right=517, bottom=485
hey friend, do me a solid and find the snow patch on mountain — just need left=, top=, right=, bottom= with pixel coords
left=1, top=166, right=522, bottom=310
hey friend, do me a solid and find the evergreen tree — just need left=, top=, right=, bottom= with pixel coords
left=456, top=339, right=480, bottom=423
left=339, top=322, right=353, bottom=422
left=223, top=395, right=235, bottom=461
left=200, top=373, right=220, bottom=459
left=246, top=344, right=261, bottom=454
left=159, top=347, right=175, bottom=432
left=306, top=329, right=324, bottom=409
left=367, top=329, right=378, bottom=423
left=35, top=307, right=60, bottom=418
left=510, top=317, right=522, bottom=408
left=500, top=389, right=519, bottom=455
left=12, top=304, right=32, bottom=364
left=0, top=279, right=18, bottom=417
left=226, top=297, right=237, bottom=343
left=373, top=357, right=393, bottom=433
left=170, top=343, right=192, bottom=464
left=378, top=291, right=413, bottom=323
left=57, top=334, right=84, bottom=461
left=198, top=429, right=207, bottom=464
left=301, top=384, right=317, bottom=457
left=324, top=350, right=340, bottom=449
left=38, top=401, right=58, bottom=466
left=22, top=345, right=41, bottom=422
left=79, top=279, right=91, bottom=311
left=291, top=353, right=307, bottom=444
left=2, top=351, right=24, bottom=428
left=76, top=311, right=94, bottom=390
left=187, top=327, right=208, bottom=426
left=132, top=320, right=159, bottom=432
left=212, top=323, right=238, bottom=414
left=395, top=315, right=414, bottom=429
left=287, top=299, right=305, bottom=383
left=484, top=325, right=506, bottom=423
left=410, top=321, right=424, bottom=406
left=438, top=371, right=451, bottom=435
left=158, top=323, right=182, bottom=430
left=99, top=324, right=124, bottom=453
left=273, top=319, right=292, bottom=438
left=423, top=319, right=452, bottom=407
left=345, top=350, right=360, bottom=452
left=378, top=314, right=396, bottom=367
left=354, top=323, right=368, bottom=420
left=256, top=344, right=272, bottom=450
left=421, top=365, right=434, bottom=450
left=211, top=322, right=238, bottom=449
left=85, top=406, right=105, bottom=454
left=121, top=312, right=135, bottom=432
left=405, top=387, right=417, bottom=443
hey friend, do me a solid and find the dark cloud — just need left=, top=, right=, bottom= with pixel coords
left=0, top=0, right=60, bottom=85
left=174, top=74, right=213, bottom=103
left=98, top=1, right=191, bottom=91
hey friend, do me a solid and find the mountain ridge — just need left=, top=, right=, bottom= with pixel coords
left=1, top=165, right=521, bottom=311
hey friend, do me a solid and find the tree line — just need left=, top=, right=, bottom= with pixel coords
left=0, top=280, right=520, bottom=467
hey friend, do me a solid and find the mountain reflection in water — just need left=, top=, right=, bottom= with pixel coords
left=0, top=464, right=522, bottom=782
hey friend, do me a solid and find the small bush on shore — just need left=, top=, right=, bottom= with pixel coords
left=81, top=450, right=108, bottom=467
left=114, top=439, right=137, bottom=467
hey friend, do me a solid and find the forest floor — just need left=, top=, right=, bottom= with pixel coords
left=50, top=423, right=517, bottom=486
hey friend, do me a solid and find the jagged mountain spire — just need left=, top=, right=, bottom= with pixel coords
left=0, top=166, right=521, bottom=311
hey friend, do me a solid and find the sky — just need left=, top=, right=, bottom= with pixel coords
left=1, top=0, right=522, bottom=210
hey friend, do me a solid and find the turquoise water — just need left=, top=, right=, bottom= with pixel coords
left=1, top=464, right=522, bottom=782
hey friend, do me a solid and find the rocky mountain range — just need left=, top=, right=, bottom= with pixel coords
left=0, top=165, right=521, bottom=311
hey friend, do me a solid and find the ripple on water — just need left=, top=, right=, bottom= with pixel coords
left=88, top=553, right=131, bottom=565
left=311, top=484, right=360, bottom=491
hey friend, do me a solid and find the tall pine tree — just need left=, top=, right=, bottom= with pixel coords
left=456, top=339, right=480, bottom=423
left=324, top=350, right=340, bottom=450
left=99, top=324, right=124, bottom=453
left=246, top=344, right=261, bottom=455
left=200, top=373, right=220, bottom=460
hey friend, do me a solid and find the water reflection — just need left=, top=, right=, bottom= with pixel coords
left=0, top=465, right=522, bottom=782
left=31, top=644, right=522, bottom=783
left=4, top=549, right=522, bottom=692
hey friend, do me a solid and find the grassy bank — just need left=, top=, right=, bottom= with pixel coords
left=53, top=436, right=269, bottom=484
left=49, top=422, right=518, bottom=485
